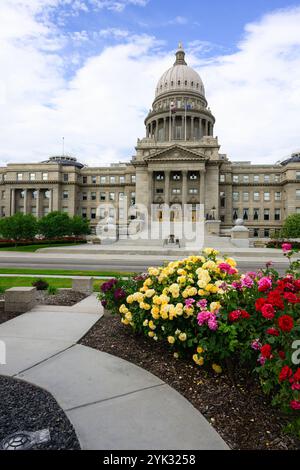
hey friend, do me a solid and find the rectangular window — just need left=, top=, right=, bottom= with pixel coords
left=233, top=192, right=239, bottom=201
left=253, top=175, right=259, bottom=183
left=91, top=175, right=97, bottom=184
left=233, top=208, right=238, bottom=220
left=100, top=192, right=106, bottom=201
left=91, top=192, right=96, bottom=201
left=275, top=192, right=281, bottom=201
left=31, top=206, right=36, bottom=215
left=172, top=173, right=181, bottom=181
left=62, top=207, right=68, bottom=213
left=17, top=173, right=23, bottom=181
left=2, top=191, right=6, bottom=200
left=82, top=176, right=87, bottom=184
left=296, top=171, right=300, bottom=181
left=131, top=175, right=136, bottom=183
left=99, top=208, right=105, bottom=219
left=90, top=208, right=96, bottom=219
left=220, top=191, right=225, bottom=208
left=82, top=192, right=87, bottom=201
left=82, top=208, right=87, bottom=218
left=233, top=175, right=239, bottom=183
left=253, top=192, right=260, bottom=201
left=296, top=207, right=300, bottom=214
left=219, top=174, right=225, bottom=183
left=253, top=208, right=259, bottom=220
left=189, top=188, right=198, bottom=194
left=42, top=172, right=48, bottom=181
left=296, top=190, right=300, bottom=200
left=156, top=173, right=164, bottom=181
left=243, top=208, right=249, bottom=220
left=243, top=175, right=249, bottom=183
left=131, top=192, right=136, bottom=205
left=275, top=208, right=281, bottom=221
left=243, top=192, right=249, bottom=202
left=109, top=192, right=115, bottom=201
left=63, top=173, right=69, bottom=182
left=100, top=176, right=106, bottom=184
left=156, top=188, right=164, bottom=194
left=264, top=228, right=270, bottom=238
left=30, top=173, right=36, bottom=181
left=119, top=192, right=124, bottom=200
left=63, top=191, right=68, bottom=200
left=110, top=176, right=116, bottom=184
left=189, top=173, right=198, bottom=180
left=253, top=228, right=259, bottom=237
left=172, top=188, right=181, bottom=194
left=264, top=209, right=270, bottom=221
left=264, top=175, right=270, bottom=183
left=264, top=192, right=270, bottom=201
left=119, top=176, right=125, bottom=184
left=43, top=207, right=49, bottom=216
left=274, top=175, right=280, bottom=182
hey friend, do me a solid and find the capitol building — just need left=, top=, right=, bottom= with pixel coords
left=1, top=44, right=300, bottom=239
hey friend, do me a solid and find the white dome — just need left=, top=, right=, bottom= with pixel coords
left=155, top=64, right=205, bottom=98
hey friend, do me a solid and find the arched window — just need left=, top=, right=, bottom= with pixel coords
left=171, top=81, right=174, bottom=86
left=191, top=81, right=194, bottom=86
left=177, top=80, right=181, bottom=86
left=165, top=82, right=167, bottom=87
left=184, top=80, right=187, bottom=86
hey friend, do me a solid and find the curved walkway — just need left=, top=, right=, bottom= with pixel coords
left=0, top=295, right=228, bottom=450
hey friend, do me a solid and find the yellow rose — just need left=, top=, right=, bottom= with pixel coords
left=153, top=295, right=161, bottom=305
left=177, top=276, right=186, bottom=285
left=144, top=277, right=153, bottom=286
left=210, top=302, right=221, bottom=313
left=145, top=289, right=155, bottom=298
left=212, top=364, right=222, bottom=374
left=193, top=354, right=204, bottom=366
left=143, top=319, right=149, bottom=326
left=198, top=289, right=207, bottom=296
left=178, top=332, right=187, bottom=342
left=148, top=331, right=155, bottom=338
left=125, top=311, right=132, bottom=321
left=126, top=295, right=134, bottom=304
left=140, top=302, right=151, bottom=310
left=225, top=258, right=237, bottom=268
left=121, top=318, right=129, bottom=325
left=151, top=305, right=160, bottom=316
left=168, top=336, right=175, bottom=344
left=197, top=346, right=204, bottom=354
left=202, top=260, right=217, bottom=270
left=159, top=294, right=170, bottom=305
left=149, top=320, right=156, bottom=330
left=119, top=304, right=128, bottom=314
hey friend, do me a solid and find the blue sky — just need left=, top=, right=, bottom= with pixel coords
left=1, top=0, right=300, bottom=166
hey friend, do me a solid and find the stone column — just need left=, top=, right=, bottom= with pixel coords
left=199, top=118, right=203, bottom=138
left=150, top=121, right=153, bottom=138
left=154, top=120, right=158, bottom=141
left=36, top=189, right=41, bottom=218
left=200, top=171, right=205, bottom=208
left=182, top=170, right=187, bottom=207
left=205, top=120, right=208, bottom=136
left=181, top=115, right=184, bottom=140
left=10, top=188, right=15, bottom=216
left=163, top=117, right=167, bottom=141
left=49, top=189, right=53, bottom=212
left=191, top=117, right=194, bottom=141
left=164, top=170, right=170, bottom=206
left=23, top=189, right=28, bottom=215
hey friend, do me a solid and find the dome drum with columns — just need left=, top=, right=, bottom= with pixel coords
left=144, top=44, right=215, bottom=142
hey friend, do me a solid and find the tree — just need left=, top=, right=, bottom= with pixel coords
left=281, top=214, right=300, bottom=238
left=70, top=215, right=91, bottom=236
left=0, top=213, right=38, bottom=242
left=38, top=211, right=72, bottom=239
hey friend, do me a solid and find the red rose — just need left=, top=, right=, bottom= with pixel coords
left=278, top=315, right=294, bottom=332
left=294, top=368, right=300, bottom=382
left=294, top=280, right=300, bottom=291
left=279, top=365, right=293, bottom=382
left=228, top=310, right=241, bottom=322
left=267, top=291, right=284, bottom=309
left=278, top=351, right=286, bottom=360
left=266, top=328, right=279, bottom=336
left=240, top=309, right=250, bottom=319
left=255, top=298, right=267, bottom=312
left=283, top=292, right=298, bottom=304
left=261, top=303, right=275, bottom=320
left=260, top=344, right=272, bottom=358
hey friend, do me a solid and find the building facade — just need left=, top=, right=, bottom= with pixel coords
left=1, top=45, right=300, bottom=238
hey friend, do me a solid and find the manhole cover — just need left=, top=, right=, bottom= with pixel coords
left=1, top=429, right=50, bottom=450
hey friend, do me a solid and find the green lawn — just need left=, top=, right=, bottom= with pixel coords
left=0, top=267, right=131, bottom=277
left=0, top=277, right=104, bottom=292
left=0, top=243, right=86, bottom=252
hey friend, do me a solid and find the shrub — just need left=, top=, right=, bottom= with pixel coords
left=32, top=279, right=49, bottom=290
left=38, top=212, right=72, bottom=239
left=47, top=285, right=58, bottom=295
left=99, top=246, right=300, bottom=433
left=71, top=215, right=91, bottom=236
left=282, top=214, right=300, bottom=238
left=0, top=213, right=38, bottom=243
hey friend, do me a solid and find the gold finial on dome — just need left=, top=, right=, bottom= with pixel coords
left=178, top=41, right=183, bottom=50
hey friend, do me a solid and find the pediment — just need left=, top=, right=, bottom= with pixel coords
left=144, top=145, right=206, bottom=162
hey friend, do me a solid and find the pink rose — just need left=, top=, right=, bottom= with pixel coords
left=258, top=277, right=272, bottom=292
left=282, top=243, right=292, bottom=253
left=290, top=400, right=300, bottom=410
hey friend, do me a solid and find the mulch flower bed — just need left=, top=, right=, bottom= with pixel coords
left=81, top=316, right=300, bottom=450
left=0, top=375, right=80, bottom=450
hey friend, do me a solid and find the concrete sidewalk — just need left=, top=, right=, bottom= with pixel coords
left=0, top=297, right=229, bottom=450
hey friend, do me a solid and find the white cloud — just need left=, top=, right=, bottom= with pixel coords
left=167, top=16, right=188, bottom=25
left=0, top=3, right=300, bottom=168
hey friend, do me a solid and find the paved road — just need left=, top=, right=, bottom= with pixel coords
left=0, top=254, right=289, bottom=275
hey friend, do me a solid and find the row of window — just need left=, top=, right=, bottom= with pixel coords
left=82, top=206, right=135, bottom=220
left=81, top=192, right=135, bottom=202
left=233, top=208, right=281, bottom=221
left=232, top=191, right=282, bottom=202
left=155, top=173, right=199, bottom=181
left=155, top=188, right=198, bottom=195
left=220, top=174, right=283, bottom=183
left=15, top=173, right=49, bottom=182
left=82, top=175, right=135, bottom=184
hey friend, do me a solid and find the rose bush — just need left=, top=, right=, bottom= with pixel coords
left=98, top=244, right=300, bottom=433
